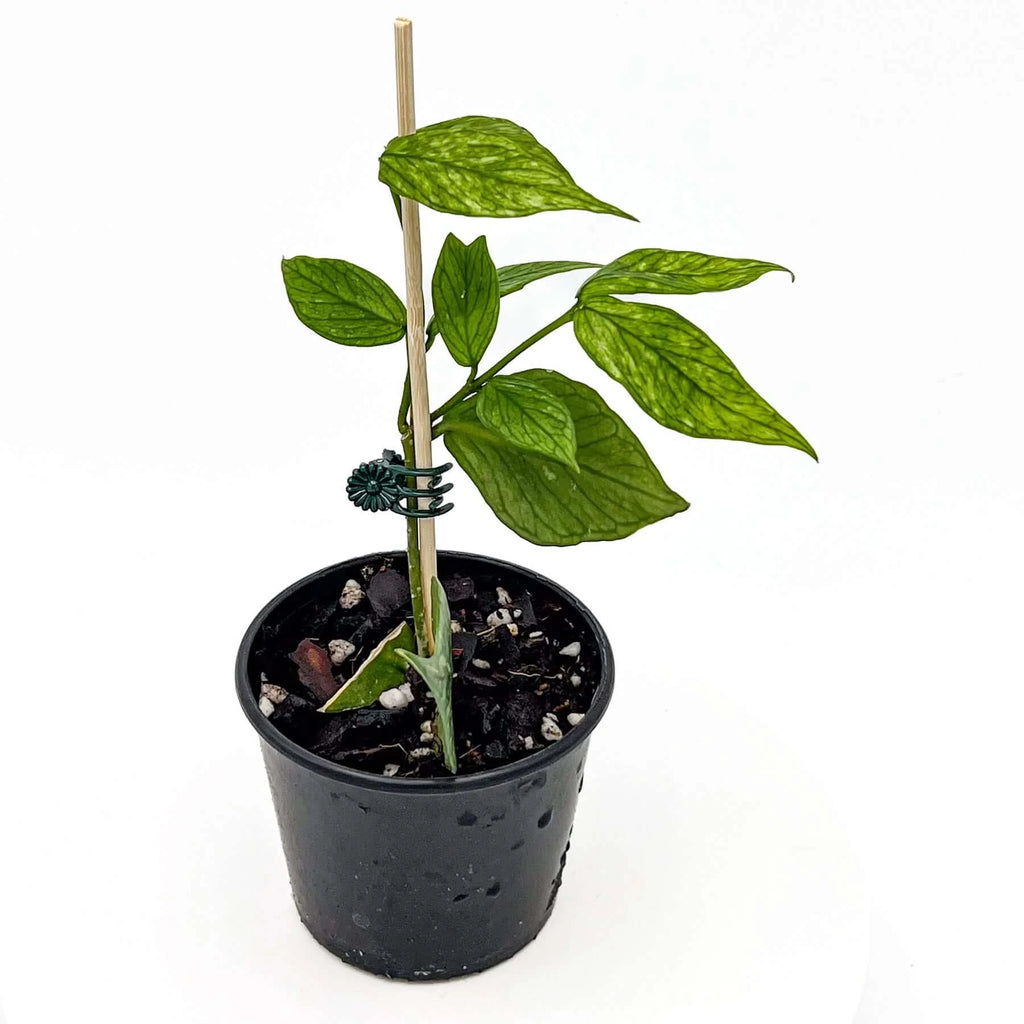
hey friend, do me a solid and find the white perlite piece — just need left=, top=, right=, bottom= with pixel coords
left=540, top=714, right=563, bottom=742
left=570, top=674, right=583, bottom=688
left=260, top=682, right=288, bottom=705
left=450, top=620, right=463, bottom=633
left=338, top=579, right=365, bottom=610
left=258, top=696, right=276, bottom=717
left=328, top=638, right=356, bottom=665
left=559, top=641, right=581, bottom=657
left=382, top=763, right=400, bottom=777
left=522, top=735, right=535, bottom=751
left=379, top=682, right=415, bottom=710
left=507, top=622, right=519, bottom=637
left=420, top=719, right=433, bottom=735
left=471, top=658, right=491, bottom=671
left=486, top=608, right=514, bottom=629
left=410, top=747, right=433, bottom=759
left=528, top=630, right=544, bottom=639
left=420, top=732, right=433, bottom=743
left=496, top=586, right=513, bottom=607
left=567, top=712, right=585, bottom=727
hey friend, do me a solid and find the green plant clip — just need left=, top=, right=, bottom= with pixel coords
left=346, top=450, right=454, bottom=519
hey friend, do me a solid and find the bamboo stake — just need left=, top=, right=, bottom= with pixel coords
left=394, top=17, right=436, bottom=648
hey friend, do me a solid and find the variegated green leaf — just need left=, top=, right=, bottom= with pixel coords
left=425, top=260, right=598, bottom=341
left=431, top=233, right=500, bottom=367
left=497, top=260, right=600, bottom=297
left=319, top=622, right=415, bottom=713
left=573, top=297, right=816, bottom=458
left=579, top=249, right=792, bottom=300
left=476, top=375, right=579, bottom=471
left=379, top=116, right=636, bottom=220
left=396, top=578, right=456, bottom=773
left=441, top=370, right=688, bottom=545
left=282, top=256, right=406, bottom=346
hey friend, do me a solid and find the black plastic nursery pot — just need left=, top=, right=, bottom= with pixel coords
left=236, top=550, right=614, bottom=980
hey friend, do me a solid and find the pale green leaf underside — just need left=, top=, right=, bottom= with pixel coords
left=319, top=622, right=414, bottom=712
left=476, top=375, right=579, bottom=471
left=282, top=256, right=406, bottom=346
left=497, top=261, right=600, bottom=297
left=573, top=297, right=816, bottom=458
left=442, top=370, right=688, bottom=545
left=579, top=249, right=793, bottom=300
left=379, top=116, right=636, bottom=221
left=431, top=233, right=500, bottom=367
left=396, top=578, right=456, bottom=773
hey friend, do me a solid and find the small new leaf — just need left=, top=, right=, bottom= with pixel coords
left=476, top=376, right=579, bottom=471
left=432, top=233, right=500, bottom=367
left=319, top=622, right=415, bottom=713
left=379, top=116, right=636, bottom=220
left=282, top=256, right=406, bottom=346
left=442, top=370, right=688, bottom=545
left=573, top=297, right=816, bottom=458
left=396, top=578, right=457, bottom=773
left=579, top=249, right=793, bottom=300
left=497, top=261, right=600, bottom=297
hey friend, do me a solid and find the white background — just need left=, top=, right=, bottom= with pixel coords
left=1, top=1, right=1021, bottom=1021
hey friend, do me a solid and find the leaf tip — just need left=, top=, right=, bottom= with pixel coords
left=792, top=434, right=818, bottom=461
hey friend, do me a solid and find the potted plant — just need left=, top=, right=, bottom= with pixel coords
left=235, top=19, right=815, bottom=981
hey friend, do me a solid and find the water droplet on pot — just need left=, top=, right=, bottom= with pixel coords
left=537, top=808, right=552, bottom=829
left=457, top=811, right=478, bottom=826
left=516, top=772, right=546, bottom=795
left=351, top=912, right=371, bottom=929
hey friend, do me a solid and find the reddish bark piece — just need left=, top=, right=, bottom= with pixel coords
left=290, top=639, right=338, bottom=703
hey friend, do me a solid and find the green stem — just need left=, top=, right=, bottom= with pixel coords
left=397, top=371, right=411, bottom=434
left=430, top=307, right=576, bottom=422
left=401, top=430, right=429, bottom=656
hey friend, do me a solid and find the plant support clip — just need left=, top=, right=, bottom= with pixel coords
left=346, top=450, right=454, bottom=519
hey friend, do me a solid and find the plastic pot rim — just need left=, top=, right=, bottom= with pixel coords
left=236, top=549, right=615, bottom=795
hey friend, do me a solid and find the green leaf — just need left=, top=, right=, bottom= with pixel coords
left=476, top=376, right=579, bottom=471
left=282, top=256, right=406, bottom=346
left=441, top=370, right=688, bottom=545
left=497, top=261, right=601, bottom=297
left=396, top=578, right=456, bottom=773
left=425, top=260, right=599, bottom=341
left=431, top=233, right=500, bottom=367
left=319, top=622, right=415, bottom=713
left=579, top=249, right=793, bottom=300
left=573, top=297, right=816, bottom=458
left=379, top=115, right=636, bottom=221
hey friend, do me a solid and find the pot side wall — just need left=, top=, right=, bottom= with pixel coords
left=262, top=735, right=590, bottom=978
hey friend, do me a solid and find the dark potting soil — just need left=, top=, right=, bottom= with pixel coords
left=251, top=557, right=600, bottom=778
